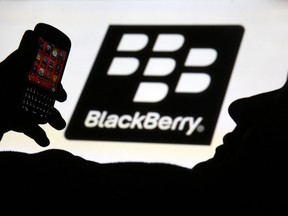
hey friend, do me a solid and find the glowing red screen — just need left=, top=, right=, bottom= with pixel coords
left=28, top=37, right=67, bottom=92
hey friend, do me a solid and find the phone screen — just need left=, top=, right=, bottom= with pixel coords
left=28, top=37, right=68, bottom=93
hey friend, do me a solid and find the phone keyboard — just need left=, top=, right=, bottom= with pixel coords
left=21, top=86, right=55, bottom=119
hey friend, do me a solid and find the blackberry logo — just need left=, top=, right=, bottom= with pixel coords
left=108, top=34, right=217, bottom=103
left=65, top=25, right=244, bottom=145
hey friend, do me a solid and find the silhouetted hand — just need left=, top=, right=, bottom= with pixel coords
left=0, top=29, right=67, bottom=147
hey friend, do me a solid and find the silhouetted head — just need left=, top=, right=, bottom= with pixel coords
left=228, top=77, right=288, bottom=128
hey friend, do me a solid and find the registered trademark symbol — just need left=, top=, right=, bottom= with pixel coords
left=197, top=125, right=205, bottom=133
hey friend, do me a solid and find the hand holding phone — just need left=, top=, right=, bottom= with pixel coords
left=21, top=23, right=71, bottom=119
left=0, top=23, right=70, bottom=146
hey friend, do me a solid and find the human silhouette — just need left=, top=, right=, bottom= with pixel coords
left=0, top=29, right=67, bottom=147
left=0, top=24, right=287, bottom=213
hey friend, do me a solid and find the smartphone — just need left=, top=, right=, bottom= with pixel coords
left=20, top=23, right=71, bottom=119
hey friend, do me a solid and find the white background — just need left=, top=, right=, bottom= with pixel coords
left=1, top=0, right=288, bottom=168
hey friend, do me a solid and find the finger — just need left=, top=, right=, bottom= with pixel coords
left=18, top=30, right=38, bottom=55
left=48, top=108, right=66, bottom=130
left=55, top=83, right=67, bottom=102
left=22, top=123, right=50, bottom=147
left=18, top=30, right=38, bottom=71
left=275, top=77, right=288, bottom=104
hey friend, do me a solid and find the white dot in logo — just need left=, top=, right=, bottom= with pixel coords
left=185, top=48, right=217, bottom=67
left=117, top=34, right=149, bottom=51
left=144, top=58, right=176, bottom=76
left=153, top=34, right=185, bottom=52
left=175, top=73, right=211, bottom=93
left=133, top=82, right=169, bottom=103
left=107, top=57, right=139, bottom=76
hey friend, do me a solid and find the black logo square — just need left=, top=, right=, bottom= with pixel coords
left=65, top=25, right=244, bottom=145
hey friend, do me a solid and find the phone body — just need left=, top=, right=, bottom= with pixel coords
left=20, top=23, right=71, bottom=119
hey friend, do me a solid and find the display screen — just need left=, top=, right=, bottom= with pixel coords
left=28, top=37, right=68, bottom=92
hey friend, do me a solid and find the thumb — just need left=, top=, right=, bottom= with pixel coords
left=22, top=123, right=50, bottom=147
